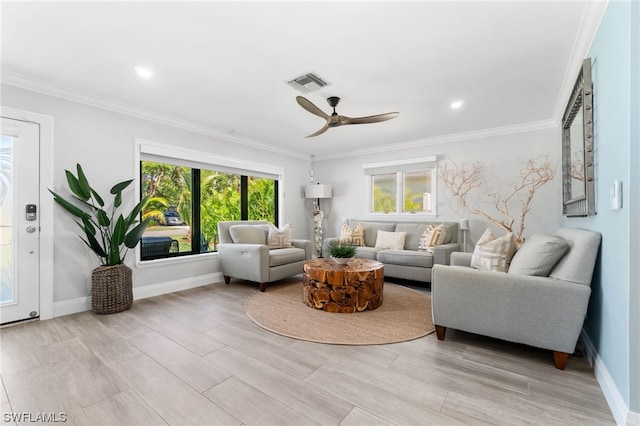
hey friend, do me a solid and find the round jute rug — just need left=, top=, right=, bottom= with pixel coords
left=245, top=282, right=435, bottom=345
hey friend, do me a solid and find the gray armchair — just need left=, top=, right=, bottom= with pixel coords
left=431, top=227, right=601, bottom=370
left=217, top=221, right=312, bottom=292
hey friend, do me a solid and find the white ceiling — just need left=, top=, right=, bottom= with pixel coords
left=1, top=1, right=604, bottom=159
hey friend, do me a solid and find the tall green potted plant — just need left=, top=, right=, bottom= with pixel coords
left=50, top=164, right=150, bottom=314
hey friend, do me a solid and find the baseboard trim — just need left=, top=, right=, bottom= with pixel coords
left=52, top=272, right=224, bottom=318
left=581, top=330, right=639, bottom=426
left=133, top=272, right=223, bottom=300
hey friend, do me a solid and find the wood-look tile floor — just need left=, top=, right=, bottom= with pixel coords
left=0, top=277, right=615, bottom=425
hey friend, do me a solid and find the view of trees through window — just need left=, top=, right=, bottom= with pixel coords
left=140, top=161, right=277, bottom=260
left=371, top=169, right=432, bottom=214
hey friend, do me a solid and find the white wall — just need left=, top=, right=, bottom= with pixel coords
left=313, top=127, right=562, bottom=247
left=2, top=84, right=311, bottom=307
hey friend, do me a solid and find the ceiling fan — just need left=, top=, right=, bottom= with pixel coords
left=296, top=96, right=399, bottom=138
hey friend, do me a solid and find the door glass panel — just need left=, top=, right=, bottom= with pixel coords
left=0, top=135, right=14, bottom=303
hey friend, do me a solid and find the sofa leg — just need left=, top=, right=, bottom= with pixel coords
left=259, top=282, right=266, bottom=292
left=553, top=351, right=569, bottom=370
left=223, top=276, right=230, bottom=285
left=435, top=325, right=446, bottom=341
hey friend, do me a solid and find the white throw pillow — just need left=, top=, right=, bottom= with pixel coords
left=375, top=230, right=406, bottom=250
left=418, top=224, right=447, bottom=252
left=267, top=223, right=293, bottom=249
left=470, top=228, right=517, bottom=272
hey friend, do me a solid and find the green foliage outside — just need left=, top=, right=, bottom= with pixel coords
left=141, top=162, right=276, bottom=252
left=372, top=171, right=431, bottom=213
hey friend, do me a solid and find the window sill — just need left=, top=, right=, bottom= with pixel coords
left=135, top=251, right=218, bottom=269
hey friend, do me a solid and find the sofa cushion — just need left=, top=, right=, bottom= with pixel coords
left=339, top=222, right=365, bottom=246
left=377, top=250, right=433, bottom=268
left=360, top=222, right=397, bottom=247
left=269, top=247, right=306, bottom=267
left=229, top=224, right=269, bottom=244
left=470, top=229, right=517, bottom=272
left=355, top=246, right=383, bottom=260
left=267, top=223, right=293, bottom=248
left=508, top=234, right=569, bottom=276
left=395, top=223, right=430, bottom=250
left=375, top=230, right=406, bottom=250
left=439, top=222, right=457, bottom=244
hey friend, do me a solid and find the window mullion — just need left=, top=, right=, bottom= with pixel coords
left=192, top=168, right=201, bottom=253
left=240, top=175, right=248, bottom=220
left=396, top=172, right=402, bottom=214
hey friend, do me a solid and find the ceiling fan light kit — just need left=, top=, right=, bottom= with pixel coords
left=296, top=96, right=399, bottom=137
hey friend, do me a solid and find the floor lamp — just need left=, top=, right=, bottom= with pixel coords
left=460, top=219, right=469, bottom=252
left=305, top=183, right=332, bottom=258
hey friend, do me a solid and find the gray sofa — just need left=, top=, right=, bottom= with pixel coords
left=324, top=220, right=460, bottom=285
left=217, top=221, right=313, bottom=292
left=431, top=227, right=601, bottom=369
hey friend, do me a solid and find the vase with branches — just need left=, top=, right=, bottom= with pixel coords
left=439, top=157, right=556, bottom=247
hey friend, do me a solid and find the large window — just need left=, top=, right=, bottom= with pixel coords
left=137, top=141, right=280, bottom=261
left=364, top=156, right=437, bottom=216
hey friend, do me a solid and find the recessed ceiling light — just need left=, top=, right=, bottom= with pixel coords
left=135, top=66, right=153, bottom=79
left=450, top=100, right=464, bottom=109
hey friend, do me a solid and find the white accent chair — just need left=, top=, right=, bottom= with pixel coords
left=217, top=221, right=312, bottom=292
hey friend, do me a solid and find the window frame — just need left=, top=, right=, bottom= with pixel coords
left=363, top=156, right=437, bottom=218
left=134, top=139, right=284, bottom=266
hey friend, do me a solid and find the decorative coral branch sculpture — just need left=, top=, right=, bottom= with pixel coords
left=439, top=157, right=556, bottom=247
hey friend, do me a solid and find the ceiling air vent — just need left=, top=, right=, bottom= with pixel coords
left=287, top=72, right=330, bottom=93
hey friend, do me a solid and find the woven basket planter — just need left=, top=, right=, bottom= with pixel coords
left=91, top=264, right=133, bottom=314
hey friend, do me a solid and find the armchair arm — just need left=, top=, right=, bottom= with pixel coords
left=432, top=242, right=460, bottom=265
left=218, top=243, right=269, bottom=283
left=450, top=252, right=473, bottom=266
left=292, top=239, right=313, bottom=260
left=431, top=264, right=590, bottom=353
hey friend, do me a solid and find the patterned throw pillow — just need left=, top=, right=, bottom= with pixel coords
left=267, top=223, right=293, bottom=249
left=470, top=228, right=517, bottom=272
left=374, top=230, right=407, bottom=250
left=339, top=223, right=365, bottom=246
left=418, top=224, right=447, bottom=252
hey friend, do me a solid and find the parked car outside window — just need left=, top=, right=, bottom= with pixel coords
left=164, top=210, right=184, bottom=226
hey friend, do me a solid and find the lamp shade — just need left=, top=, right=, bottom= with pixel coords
left=305, top=184, right=332, bottom=199
left=459, top=219, right=470, bottom=230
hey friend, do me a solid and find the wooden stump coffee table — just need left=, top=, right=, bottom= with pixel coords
left=302, top=258, right=384, bottom=313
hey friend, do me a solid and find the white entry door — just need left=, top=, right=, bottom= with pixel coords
left=0, top=117, right=40, bottom=325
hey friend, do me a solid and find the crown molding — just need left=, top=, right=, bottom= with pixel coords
left=313, top=119, right=558, bottom=161
left=1, top=70, right=309, bottom=161
left=551, top=0, right=609, bottom=123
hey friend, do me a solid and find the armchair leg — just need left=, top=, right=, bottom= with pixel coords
left=435, top=325, right=446, bottom=341
left=259, top=282, right=266, bottom=292
left=223, top=276, right=230, bottom=285
left=553, top=351, right=569, bottom=370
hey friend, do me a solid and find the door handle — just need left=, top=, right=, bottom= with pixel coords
left=26, top=226, right=36, bottom=233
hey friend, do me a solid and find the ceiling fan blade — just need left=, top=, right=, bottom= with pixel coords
left=296, top=96, right=329, bottom=120
left=305, top=123, right=330, bottom=138
left=341, top=112, right=399, bottom=125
